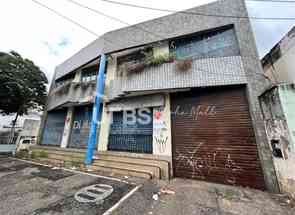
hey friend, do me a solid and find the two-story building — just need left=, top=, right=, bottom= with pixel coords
left=260, top=26, right=295, bottom=197
left=34, top=0, right=279, bottom=192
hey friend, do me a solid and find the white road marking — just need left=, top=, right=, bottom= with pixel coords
left=11, top=157, right=134, bottom=184
left=103, top=185, right=141, bottom=215
left=75, top=184, right=114, bottom=203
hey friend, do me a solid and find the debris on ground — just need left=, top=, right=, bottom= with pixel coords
left=51, top=167, right=59, bottom=170
left=160, top=187, right=175, bottom=195
left=152, top=194, right=159, bottom=201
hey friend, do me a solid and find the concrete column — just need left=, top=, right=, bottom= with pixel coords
left=153, top=94, right=172, bottom=157
left=73, top=70, right=82, bottom=82
left=98, top=103, right=111, bottom=151
left=61, top=107, right=74, bottom=148
left=97, top=56, right=117, bottom=151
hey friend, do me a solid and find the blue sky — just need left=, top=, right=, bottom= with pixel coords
left=0, top=0, right=294, bottom=83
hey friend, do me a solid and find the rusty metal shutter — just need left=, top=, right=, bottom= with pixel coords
left=171, top=85, right=266, bottom=190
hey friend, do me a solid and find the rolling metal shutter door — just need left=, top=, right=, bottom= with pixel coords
left=41, top=110, right=66, bottom=146
left=171, top=85, right=266, bottom=190
left=68, top=106, right=93, bottom=149
left=108, top=110, right=153, bottom=153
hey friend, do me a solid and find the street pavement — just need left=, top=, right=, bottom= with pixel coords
left=0, top=156, right=135, bottom=215
left=0, top=155, right=294, bottom=215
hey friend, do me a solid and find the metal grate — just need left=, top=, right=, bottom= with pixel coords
left=108, top=110, right=153, bottom=154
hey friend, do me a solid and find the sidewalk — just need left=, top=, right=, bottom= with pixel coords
left=115, top=178, right=295, bottom=215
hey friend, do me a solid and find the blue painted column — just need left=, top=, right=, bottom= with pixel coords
left=85, top=54, right=106, bottom=165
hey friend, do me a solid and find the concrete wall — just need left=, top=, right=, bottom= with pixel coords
left=260, top=85, right=295, bottom=197
left=279, top=85, right=295, bottom=151
left=60, top=107, right=74, bottom=148
left=264, top=46, right=295, bottom=84
left=263, top=27, right=295, bottom=84
left=153, top=94, right=172, bottom=158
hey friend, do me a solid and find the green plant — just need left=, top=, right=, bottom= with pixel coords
left=16, top=150, right=29, bottom=158
left=38, top=150, right=48, bottom=158
left=147, top=53, right=176, bottom=67
left=30, top=151, right=38, bottom=159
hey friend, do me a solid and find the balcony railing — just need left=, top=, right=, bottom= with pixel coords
left=47, top=81, right=96, bottom=110
left=108, top=55, right=247, bottom=101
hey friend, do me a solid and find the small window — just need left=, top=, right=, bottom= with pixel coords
left=55, top=73, right=75, bottom=88
left=82, top=65, right=98, bottom=83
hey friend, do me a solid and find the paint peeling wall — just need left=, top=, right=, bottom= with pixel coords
left=260, top=85, right=295, bottom=197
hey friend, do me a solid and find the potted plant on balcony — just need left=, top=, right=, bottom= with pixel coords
left=176, top=58, right=193, bottom=72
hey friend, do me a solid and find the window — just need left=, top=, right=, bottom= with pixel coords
left=55, top=73, right=75, bottom=88
left=81, top=65, right=98, bottom=82
left=170, top=27, right=239, bottom=60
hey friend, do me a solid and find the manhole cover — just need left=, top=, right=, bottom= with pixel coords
left=74, top=184, right=114, bottom=203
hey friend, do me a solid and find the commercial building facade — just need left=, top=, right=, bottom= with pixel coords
left=37, top=0, right=279, bottom=192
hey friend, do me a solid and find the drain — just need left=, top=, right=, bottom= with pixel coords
left=74, top=184, right=114, bottom=203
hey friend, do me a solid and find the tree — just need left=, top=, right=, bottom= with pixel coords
left=0, top=51, right=48, bottom=143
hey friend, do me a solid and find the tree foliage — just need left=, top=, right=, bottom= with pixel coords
left=0, top=51, right=48, bottom=116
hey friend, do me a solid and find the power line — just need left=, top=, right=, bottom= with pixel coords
left=247, top=0, right=295, bottom=3
left=100, top=0, right=295, bottom=21
left=31, top=0, right=99, bottom=37
left=30, top=0, right=124, bottom=47
left=65, top=0, right=165, bottom=40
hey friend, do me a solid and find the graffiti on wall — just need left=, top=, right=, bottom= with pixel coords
left=175, top=142, right=243, bottom=184
left=265, top=119, right=290, bottom=160
left=172, top=105, right=217, bottom=120
left=153, top=108, right=169, bottom=153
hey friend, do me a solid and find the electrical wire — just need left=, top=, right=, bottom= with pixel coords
left=31, top=0, right=125, bottom=47
left=247, top=0, right=295, bottom=3
left=100, top=0, right=295, bottom=21
left=31, top=0, right=99, bottom=37
left=65, top=0, right=165, bottom=40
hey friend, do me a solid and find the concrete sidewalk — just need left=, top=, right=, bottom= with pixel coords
left=114, top=179, right=295, bottom=215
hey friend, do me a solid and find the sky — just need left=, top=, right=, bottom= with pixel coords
left=0, top=0, right=294, bottom=84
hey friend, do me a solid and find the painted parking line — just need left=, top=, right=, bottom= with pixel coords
left=9, top=157, right=141, bottom=215
left=11, top=157, right=132, bottom=183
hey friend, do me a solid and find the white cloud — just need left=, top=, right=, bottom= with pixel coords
left=0, top=0, right=294, bottom=84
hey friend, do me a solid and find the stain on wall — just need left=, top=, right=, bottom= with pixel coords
left=260, top=85, right=295, bottom=197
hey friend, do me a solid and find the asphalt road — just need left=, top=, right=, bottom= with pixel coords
left=0, top=156, right=135, bottom=215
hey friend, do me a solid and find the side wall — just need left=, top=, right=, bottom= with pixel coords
left=260, top=85, right=295, bottom=197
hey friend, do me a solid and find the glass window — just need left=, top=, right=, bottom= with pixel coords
left=170, top=27, right=240, bottom=60
left=81, top=65, right=98, bottom=83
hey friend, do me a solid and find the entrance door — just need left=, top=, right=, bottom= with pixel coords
left=171, top=85, right=265, bottom=190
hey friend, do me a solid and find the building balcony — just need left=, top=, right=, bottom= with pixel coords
left=47, top=81, right=96, bottom=110
left=107, top=55, right=247, bottom=101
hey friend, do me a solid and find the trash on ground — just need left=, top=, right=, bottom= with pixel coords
left=160, top=188, right=175, bottom=195
left=152, top=194, right=159, bottom=201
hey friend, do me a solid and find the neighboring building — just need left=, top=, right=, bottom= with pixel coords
left=0, top=111, right=41, bottom=154
left=0, top=110, right=41, bottom=132
left=260, top=84, right=295, bottom=198
left=262, top=26, right=295, bottom=84
left=37, top=0, right=279, bottom=192
left=260, top=26, right=295, bottom=197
